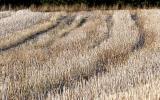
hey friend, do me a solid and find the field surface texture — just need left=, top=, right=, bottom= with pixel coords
left=0, top=9, right=160, bottom=100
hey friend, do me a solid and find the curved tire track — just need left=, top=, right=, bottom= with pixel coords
left=0, top=17, right=58, bottom=51
left=0, top=15, right=78, bottom=52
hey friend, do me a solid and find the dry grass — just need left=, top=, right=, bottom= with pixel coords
left=0, top=9, right=160, bottom=100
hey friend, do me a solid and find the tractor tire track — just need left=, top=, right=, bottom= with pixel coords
left=131, top=13, right=145, bottom=51
left=0, top=15, right=74, bottom=52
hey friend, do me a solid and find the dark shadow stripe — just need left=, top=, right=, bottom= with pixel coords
left=0, top=16, right=68, bottom=52
left=131, top=13, right=145, bottom=51
left=76, top=17, right=88, bottom=28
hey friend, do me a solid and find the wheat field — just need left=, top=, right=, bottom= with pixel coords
left=0, top=9, right=160, bottom=100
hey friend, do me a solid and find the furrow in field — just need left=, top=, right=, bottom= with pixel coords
left=0, top=13, right=67, bottom=51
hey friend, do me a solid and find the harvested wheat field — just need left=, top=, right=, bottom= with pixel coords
left=0, top=9, right=160, bottom=100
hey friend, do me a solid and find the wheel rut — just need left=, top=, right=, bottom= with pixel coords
left=0, top=16, right=74, bottom=52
